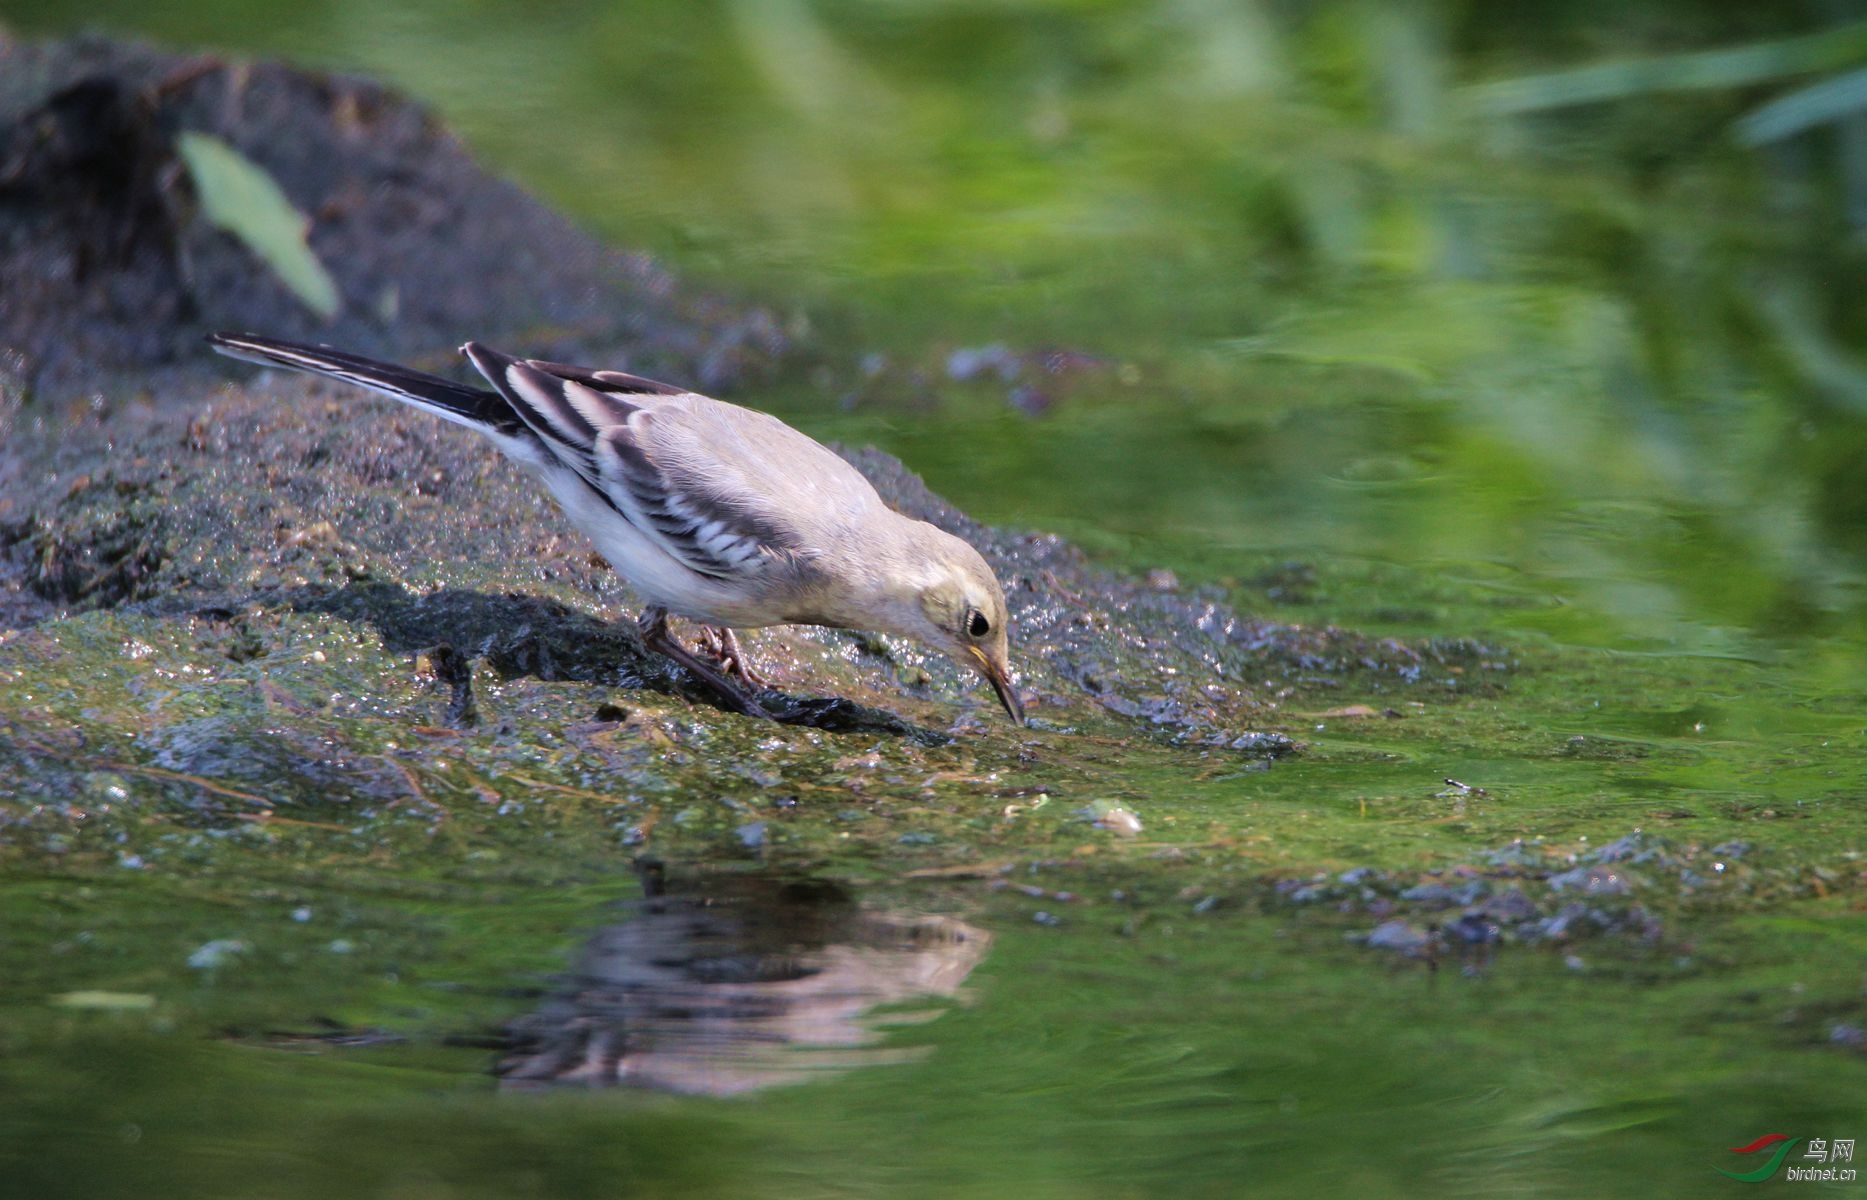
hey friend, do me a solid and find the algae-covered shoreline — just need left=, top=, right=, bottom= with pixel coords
left=3, top=31, right=1865, bottom=1200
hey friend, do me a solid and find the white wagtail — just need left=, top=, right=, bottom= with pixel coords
left=207, top=333, right=1024, bottom=724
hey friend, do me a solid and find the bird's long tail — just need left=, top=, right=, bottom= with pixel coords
left=206, top=332, right=524, bottom=437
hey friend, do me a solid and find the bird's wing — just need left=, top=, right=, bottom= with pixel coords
left=463, top=343, right=822, bottom=582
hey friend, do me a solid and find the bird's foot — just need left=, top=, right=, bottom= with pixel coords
left=636, top=607, right=774, bottom=720
left=695, top=625, right=772, bottom=690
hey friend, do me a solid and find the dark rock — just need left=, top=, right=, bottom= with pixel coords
left=1275, top=875, right=1330, bottom=905
left=1480, top=839, right=1547, bottom=869
left=1547, top=865, right=1634, bottom=896
left=0, top=34, right=787, bottom=404
left=1364, top=919, right=1433, bottom=955
left=1523, top=902, right=1597, bottom=942
left=1585, top=830, right=1678, bottom=867
left=1445, top=912, right=1500, bottom=945
left=1477, top=888, right=1538, bottom=923
left=6, top=498, right=166, bottom=608
left=1399, top=880, right=1487, bottom=908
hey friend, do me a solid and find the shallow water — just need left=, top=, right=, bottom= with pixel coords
left=4, top=3, right=1867, bottom=1197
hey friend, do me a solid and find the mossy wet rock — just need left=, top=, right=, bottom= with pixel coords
left=2, top=374, right=1500, bottom=746
left=5, top=490, right=166, bottom=609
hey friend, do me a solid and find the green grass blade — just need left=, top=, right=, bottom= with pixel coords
left=176, top=131, right=341, bottom=319
left=1465, top=21, right=1867, bottom=116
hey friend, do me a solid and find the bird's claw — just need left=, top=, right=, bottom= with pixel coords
left=637, top=607, right=774, bottom=720
left=696, top=625, right=773, bottom=690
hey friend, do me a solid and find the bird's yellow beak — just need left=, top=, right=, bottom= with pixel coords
left=968, top=645, right=1026, bottom=725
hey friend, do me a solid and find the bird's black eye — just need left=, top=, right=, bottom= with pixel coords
left=966, top=609, right=991, bottom=639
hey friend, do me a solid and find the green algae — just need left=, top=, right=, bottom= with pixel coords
left=3, top=541, right=1863, bottom=1198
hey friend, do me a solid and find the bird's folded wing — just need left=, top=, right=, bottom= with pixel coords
left=594, top=413, right=797, bottom=581
left=470, top=346, right=801, bottom=581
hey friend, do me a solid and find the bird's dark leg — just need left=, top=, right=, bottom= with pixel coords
left=695, top=625, right=772, bottom=689
left=636, top=606, right=774, bottom=720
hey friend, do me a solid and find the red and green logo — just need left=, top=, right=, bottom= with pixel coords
left=1716, top=1135, right=1802, bottom=1182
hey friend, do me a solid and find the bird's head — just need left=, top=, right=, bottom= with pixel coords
left=900, top=528, right=1025, bottom=725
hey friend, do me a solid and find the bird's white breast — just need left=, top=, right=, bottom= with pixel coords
left=521, top=454, right=782, bottom=626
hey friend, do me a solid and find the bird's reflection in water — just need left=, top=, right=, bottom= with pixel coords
left=497, top=861, right=991, bottom=1095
